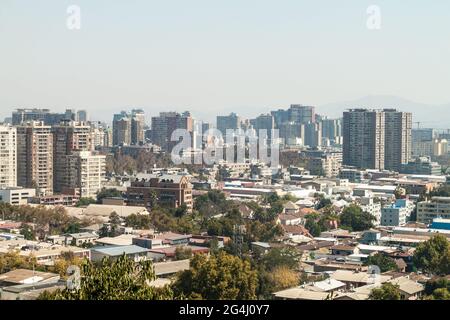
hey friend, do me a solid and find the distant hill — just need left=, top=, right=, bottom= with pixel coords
left=317, top=95, right=450, bottom=129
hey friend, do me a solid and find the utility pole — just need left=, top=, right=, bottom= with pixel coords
left=233, top=224, right=245, bottom=258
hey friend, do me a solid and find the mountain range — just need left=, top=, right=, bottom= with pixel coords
left=317, top=95, right=450, bottom=129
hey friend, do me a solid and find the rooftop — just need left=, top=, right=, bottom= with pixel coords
left=91, top=245, right=149, bottom=256
left=0, top=269, right=59, bottom=285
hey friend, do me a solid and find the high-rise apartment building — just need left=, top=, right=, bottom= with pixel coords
left=53, top=121, right=93, bottom=193
left=384, top=109, right=412, bottom=172
left=113, top=110, right=146, bottom=146
left=113, top=112, right=132, bottom=146
left=17, top=121, right=54, bottom=196
left=66, top=151, right=106, bottom=199
left=0, top=125, right=17, bottom=188
left=343, top=109, right=385, bottom=170
left=343, top=108, right=412, bottom=171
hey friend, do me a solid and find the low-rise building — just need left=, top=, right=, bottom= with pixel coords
left=401, top=157, right=442, bottom=176
left=417, top=197, right=450, bottom=224
left=0, top=187, right=36, bottom=205
left=127, top=174, right=193, bottom=212
left=90, top=245, right=151, bottom=262
left=381, top=199, right=415, bottom=227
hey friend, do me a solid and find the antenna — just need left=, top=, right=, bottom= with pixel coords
left=233, top=224, right=245, bottom=258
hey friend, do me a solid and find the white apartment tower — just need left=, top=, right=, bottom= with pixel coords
left=67, top=151, right=106, bottom=199
left=0, top=125, right=17, bottom=188
left=17, top=121, right=54, bottom=196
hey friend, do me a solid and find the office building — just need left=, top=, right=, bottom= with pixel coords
left=322, top=118, right=343, bottom=146
left=289, top=105, right=316, bottom=124
left=77, top=110, right=88, bottom=122
left=254, top=114, right=275, bottom=140
left=417, top=197, right=450, bottom=224
left=217, top=113, right=242, bottom=136
left=12, top=109, right=80, bottom=126
left=412, top=128, right=434, bottom=143
left=271, top=109, right=290, bottom=128
left=304, top=121, right=322, bottom=148
left=17, top=121, right=54, bottom=196
left=151, top=111, right=194, bottom=152
left=127, top=174, right=193, bottom=212
left=113, top=111, right=132, bottom=146
left=0, top=125, right=17, bottom=188
left=400, top=157, right=442, bottom=176
left=279, top=122, right=304, bottom=146
left=131, top=109, right=146, bottom=145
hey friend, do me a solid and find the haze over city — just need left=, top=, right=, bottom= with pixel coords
left=1, top=0, right=450, bottom=126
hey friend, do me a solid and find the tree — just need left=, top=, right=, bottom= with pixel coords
left=64, top=222, right=81, bottom=234
left=266, top=265, right=299, bottom=291
left=340, top=204, right=376, bottom=231
left=38, top=255, right=173, bottom=300
left=369, top=283, right=401, bottom=300
left=259, top=247, right=301, bottom=271
left=175, top=247, right=193, bottom=260
left=305, top=216, right=322, bottom=237
left=430, top=288, right=450, bottom=300
left=316, top=197, right=332, bottom=210
left=171, top=251, right=258, bottom=300
left=0, top=251, right=36, bottom=273
left=96, top=188, right=122, bottom=204
left=413, top=235, right=450, bottom=275
left=174, top=204, right=188, bottom=218
left=394, top=187, right=406, bottom=199
left=50, top=251, right=84, bottom=278
left=20, top=224, right=35, bottom=240
left=424, top=277, right=450, bottom=296
left=76, top=198, right=96, bottom=207
left=365, top=253, right=398, bottom=273
left=124, top=214, right=153, bottom=229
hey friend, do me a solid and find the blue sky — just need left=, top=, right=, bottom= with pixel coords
left=1, top=0, right=449, bottom=123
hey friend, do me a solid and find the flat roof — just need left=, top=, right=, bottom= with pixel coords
left=273, top=287, right=332, bottom=300
left=153, top=259, right=190, bottom=276
left=0, top=269, right=59, bottom=284
left=91, top=245, right=149, bottom=256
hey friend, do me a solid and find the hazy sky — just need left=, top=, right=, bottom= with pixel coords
left=1, top=0, right=450, bottom=123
